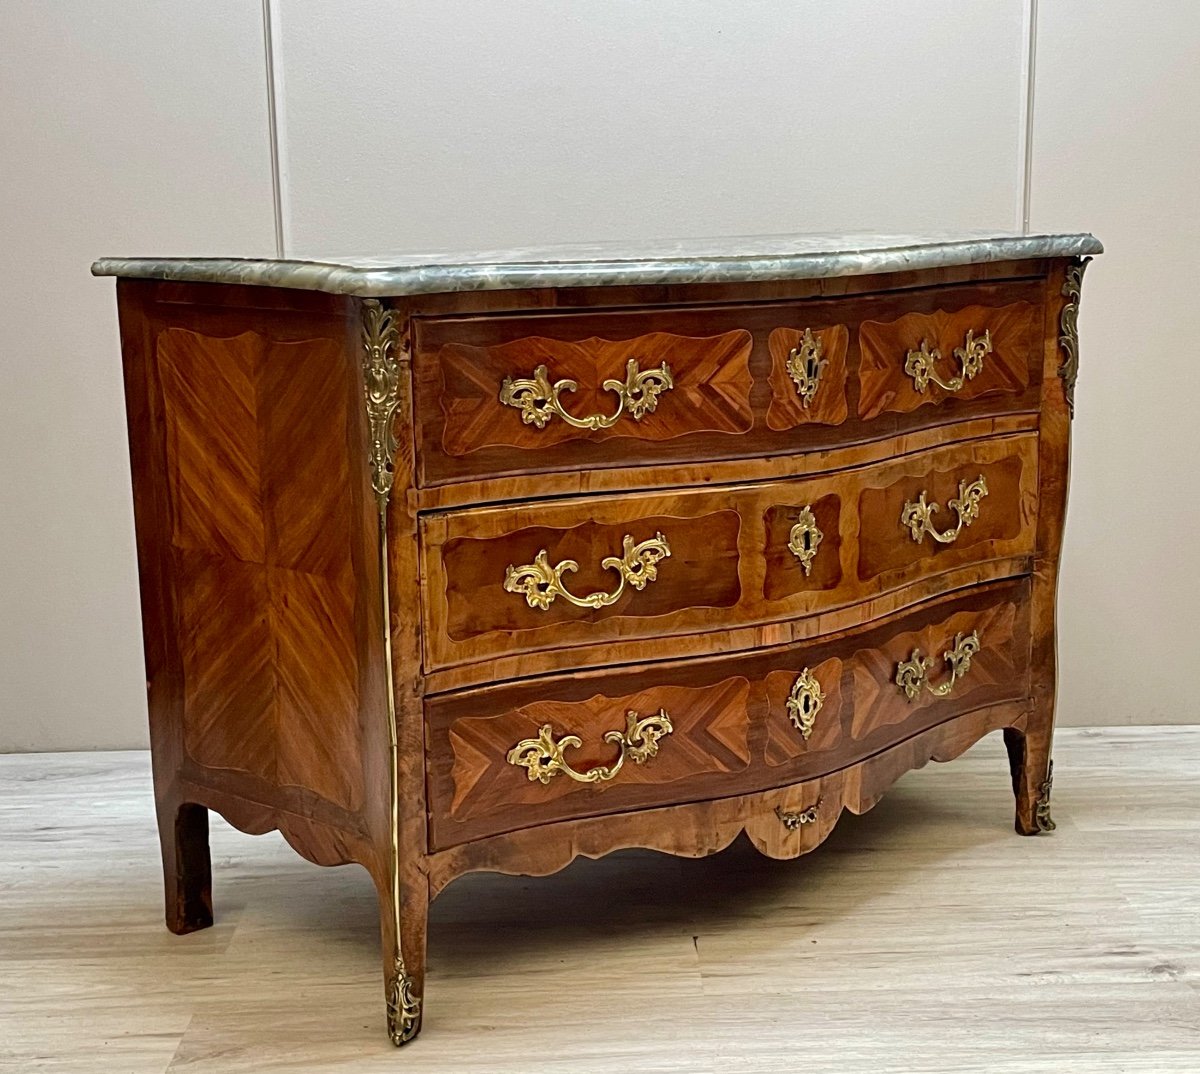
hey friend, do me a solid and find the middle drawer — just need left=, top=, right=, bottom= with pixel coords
left=420, top=433, right=1038, bottom=676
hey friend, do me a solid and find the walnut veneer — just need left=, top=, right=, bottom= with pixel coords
left=106, top=247, right=1092, bottom=1046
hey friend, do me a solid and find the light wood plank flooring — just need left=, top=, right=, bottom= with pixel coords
left=2, top=727, right=1198, bottom=1073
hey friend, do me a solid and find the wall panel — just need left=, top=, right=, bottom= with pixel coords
left=0, top=1, right=278, bottom=750
left=273, top=0, right=1027, bottom=256
left=1030, top=0, right=1200, bottom=725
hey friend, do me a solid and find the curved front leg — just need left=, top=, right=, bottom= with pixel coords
left=1004, top=724, right=1056, bottom=836
left=375, top=866, right=428, bottom=1046
left=157, top=798, right=213, bottom=934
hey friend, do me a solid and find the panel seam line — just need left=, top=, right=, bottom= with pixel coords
left=1020, top=0, right=1039, bottom=233
left=262, top=0, right=286, bottom=257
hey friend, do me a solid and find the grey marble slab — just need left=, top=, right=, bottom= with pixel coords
left=92, top=231, right=1102, bottom=298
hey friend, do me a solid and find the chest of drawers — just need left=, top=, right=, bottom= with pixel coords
left=94, top=232, right=1100, bottom=1045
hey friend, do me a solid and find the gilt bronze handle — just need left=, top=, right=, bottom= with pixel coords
left=776, top=801, right=820, bottom=830
left=895, top=630, right=981, bottom=701
left=503, top=532, right=671, bottom=611
left=506, top=709, right=674, bottom=785
left=904, top=329, right=991, bottom=394
left=900, top=475, right=988, bottom=545
left=499, top=358, right=674, bottom=430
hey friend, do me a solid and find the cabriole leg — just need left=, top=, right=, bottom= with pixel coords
left=158, top=800, right=213, bottom=933
left=1004, top=725, right=1056, bottom=836
left=376, top=869, right=428, bottom=1046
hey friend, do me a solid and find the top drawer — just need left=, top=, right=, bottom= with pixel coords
left=413, top=279, right=1045, bottom=487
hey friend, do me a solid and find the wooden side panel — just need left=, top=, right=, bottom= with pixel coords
left=144, top=312, right=368, bottom=816
left=174, top=554, right=276, bottom=785
left=159, top=331, right=265, bottom=561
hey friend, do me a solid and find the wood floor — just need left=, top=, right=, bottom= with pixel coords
left=2, top=727, right=1198, bottom=1073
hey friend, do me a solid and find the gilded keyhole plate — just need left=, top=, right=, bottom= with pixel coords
left=786, top=668, right=825, bottom=740
left=786, top=328, right=827, bottom=407
left=787, top=506, right=823, bottom=577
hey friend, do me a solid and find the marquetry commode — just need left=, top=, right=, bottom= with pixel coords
left=93, top=232, right=1100, bottom=1045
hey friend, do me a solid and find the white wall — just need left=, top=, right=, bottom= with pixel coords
left=1, top=1, right=1194, bottom=750
left=0, top=1, right=277, bottom=751
left=272, top=0, right=1027, bottom=254
left=1030, top=1, right=1200, bottom=725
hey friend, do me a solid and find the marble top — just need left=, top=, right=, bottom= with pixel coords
left=92, top=231, right=1102, bottom=298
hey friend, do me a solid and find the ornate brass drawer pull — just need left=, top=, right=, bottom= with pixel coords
left=506, top=709, right=674, bottom=785
left=504, top=532, right=671, bottom=611
left=787, top=506, right=823, bottom=576
left=905, top=328, right=991, bottom=394
left=776, top=801, right=820, bottom=830
left=786, top=668, right=825, bottom=740
left=786, top=328, right=827, bottom=407
left=895, top=630, right=981, bottom=701
left=499, top=358, right=674, bottom=430
left=901, top=475, right=988, bottom=545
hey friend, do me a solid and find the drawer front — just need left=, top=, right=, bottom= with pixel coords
left=420, top=433, right=1038, bottom=673
left=426, top=578, right=1032, bottom=848
left=413, top=279, right=1044, bottom=488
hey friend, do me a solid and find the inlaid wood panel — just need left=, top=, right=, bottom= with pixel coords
left=761, top=494, right=843, bottom=602
left=855, top=441, right=1030, bottom=584
left=421, top=433, right=1037, bottom=676
left=426, top=579, right=1032, bottom=849
left=444, top=678, right=752, bottom=825
left=859, top=300, right=1039, bottom=421
left=848, top=598, right=1023, bottom=740
left=438, top=510, right=742, bottom=642
left=157, top=326, right=364, bottom=813
left=159, top=331, right=265, bottom=562
left=434, top=329, right=754, bottom=456
left=761, top=655, right=845, bottom=767
left=416, top=310, right=755, bottom=486
left=765, top=323, right=850, bottom=429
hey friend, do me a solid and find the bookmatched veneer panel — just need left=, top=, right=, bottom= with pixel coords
left=859, top=299, right=1039, bottom=420
left=155, top=323, right=367, bottom=814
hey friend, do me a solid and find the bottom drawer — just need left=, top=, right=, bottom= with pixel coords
left=425, top=578, right=1032, bottom=849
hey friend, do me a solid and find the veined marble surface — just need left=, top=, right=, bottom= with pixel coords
left=92, top=231, right=1102, bottom=297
